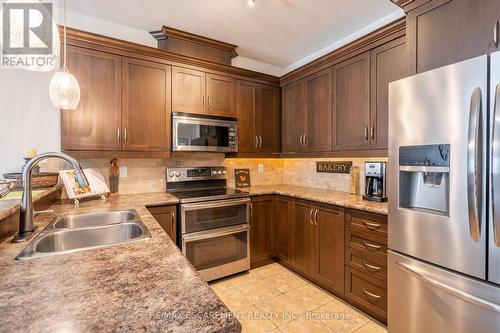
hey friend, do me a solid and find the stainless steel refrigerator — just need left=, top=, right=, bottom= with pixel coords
left=388, top=52, right=500, bottom=332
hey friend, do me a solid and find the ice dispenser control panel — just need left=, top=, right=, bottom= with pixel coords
left=399, top=144, right=450, bottom=167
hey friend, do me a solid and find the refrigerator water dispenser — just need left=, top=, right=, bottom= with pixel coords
left=398, top=145, right=450, bottom=216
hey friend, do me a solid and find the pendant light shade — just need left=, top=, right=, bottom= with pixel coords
left=49, top=0, right=80, bottom=110
left=49, top=68, right=80, bottom=110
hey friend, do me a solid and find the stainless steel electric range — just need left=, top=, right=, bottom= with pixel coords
left=166, top=166, right=251, bottom=281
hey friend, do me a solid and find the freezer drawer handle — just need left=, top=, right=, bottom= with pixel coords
left=491, top=83, right=500, bottom=246
left=398, top=262, right=500, bottom=313
left=467, top=87, right=483, bottom=242
left=362, top=261, right=381, bottom=272
left=362, top=240, right=381, bottom=251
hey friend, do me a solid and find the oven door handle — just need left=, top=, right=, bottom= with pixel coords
left=181, top=198, right=250, bottom=212
left=182, top=224, right=251, bottom=243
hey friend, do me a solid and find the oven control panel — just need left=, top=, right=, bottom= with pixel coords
left=167, top=167, right=227, bottom=182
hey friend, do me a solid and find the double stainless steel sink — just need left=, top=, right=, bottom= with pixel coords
left=16, top=210, right=151, bottom=260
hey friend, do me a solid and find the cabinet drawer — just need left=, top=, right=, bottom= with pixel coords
left=345, top=267, right=387, bottom=321
left=346, top=247, right=386, bottom=281
left=347, top=209, right=387, bottom=241
left=349, top=234, right=387, bottom=260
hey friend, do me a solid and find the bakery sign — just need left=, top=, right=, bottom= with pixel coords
left=316, top=161, right=352, bottom=174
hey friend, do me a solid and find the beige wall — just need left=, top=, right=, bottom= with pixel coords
left=42, top=155, right=387, bottom=195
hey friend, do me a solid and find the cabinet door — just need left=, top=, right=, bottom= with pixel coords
left=258, top=85, right=280, bottom=153
left=206, top=73, right=235, bottom=116
left=293, top=201, right=315, bottom=274
left=250, top=196, right=275, bottom=264
left=236, top=80, right=258, bottom=153
left=407, top=0, right=500, bottom=74
left=62, top=46, right=121, bottom=151
left=333, top=52, right=371, bottom=151
left=305, top=68, right=333, bottom=152
left=275, top=196, right=293, bottom=263
left=282, top=80, right=307, bottom=153
left=148, top=205, right=177, bottom=243
left=172, top=67, right=205, bottom=114
left=122, top=58, right=171, bottom=151
left=370, top=37, right=408, bottom=150
left=315, top=205, right=345, bottom=293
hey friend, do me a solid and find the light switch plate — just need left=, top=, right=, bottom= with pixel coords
left=258, top=164, right=264, bottom=173
left=119, top=165, right=128, bottom=178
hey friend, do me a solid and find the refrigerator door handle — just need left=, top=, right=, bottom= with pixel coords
left=492, top=83, right=500, bottom=246
left=398, top=262, right=500, bottom=313
left=467, top=87, right=483, bottom=242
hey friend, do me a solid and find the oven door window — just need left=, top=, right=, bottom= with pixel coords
left=184, top=230, right=248, bottom=271
left=177, top=123, right=229, bottom=148
left=183, top=202, right=248, bottom=233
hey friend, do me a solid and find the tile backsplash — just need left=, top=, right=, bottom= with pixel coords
left=41, top=154, right=387, bottom=195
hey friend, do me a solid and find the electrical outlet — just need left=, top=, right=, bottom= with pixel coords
left=258, top=164, right=264, bottom=173
left=119, top=165, right=128, bottom=178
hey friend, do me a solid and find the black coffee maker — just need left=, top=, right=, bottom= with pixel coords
left=363, top=162, right=387, bottom=202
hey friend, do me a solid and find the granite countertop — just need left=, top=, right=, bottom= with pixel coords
left=242, top=185, right=388, bottom=215
left=0, top=185, right=64, bottom=221
left=0, top=192, right=241, bottom=333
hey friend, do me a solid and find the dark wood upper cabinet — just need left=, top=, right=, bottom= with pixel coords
left=62, top=46, right=122, bottom=151
left=370, top=37, right=408, bottom=150
left=206, top=73, right=235, bottom=116
left=250, top=196, right=275, bottom=265
left=407, top=0, right=500, bottom=74
left=172, top=67, right=206, bottom=114
left=315, top=204, right=345, bottom=293
left=236, top=80, right=258, bottom=152
left=236, top=80, right=279, bottom=154
left=275, top=196, right=293, bottom=264
left=122, top=58, right=171, bottom=151
left=333, top=52, right=371, bottom=151
left=304, top=68, right=333, bottom=152
left=258, top=85, right=280, bottom=153
left=282, top=80, right=307, bottom=153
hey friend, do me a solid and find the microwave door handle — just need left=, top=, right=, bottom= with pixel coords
left=182, top=224, right=251, bottom=242
left=398, top=262, right=500, bottom=313
left=492, top=84, right=500, bottom=246
left=467, top=87, right=483, bottom=242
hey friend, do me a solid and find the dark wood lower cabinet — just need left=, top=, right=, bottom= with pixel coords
left=249, top=195, right=388, bottom=323
left=147, top=205, right=177, bottom=243
left=250, top=196, right=275, bottom=265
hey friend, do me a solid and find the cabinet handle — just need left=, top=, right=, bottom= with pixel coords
left=361, top=261, right=381, bottom=272
left=304, top=134, right=307, bottom=146
left=255, top=136, right=258, bottom=148
left=362, top=240, right=382, bottom=251
left=249, top=203, right=253, bottom=218
left=208, top=96, right=211, bottom=110
left=203, top=96, right=206, bottom=109
left=314, top=209, right=318, bottom=226
left=362, top=289, right=382, bottom=301
left=370, top=125, right=375, bottom=140
left=364, top=127, right=369, bottom=141
left=309, top=208, right=314, bottom=225
left=362, top=221, right=381, bottom=230
left=299, top=134, right=303, bottom=146
left=494, top=20, right=499, bottom=48
left=171, top=212, right=175, bottom=231
left=117, top=128, right=121, bottom=143
left=124, top=128, right=128, bottom=143
left=259, top=136, right=263, bottom=148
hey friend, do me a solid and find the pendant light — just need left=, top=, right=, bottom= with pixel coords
left=49, top=0, right=80, bottom=110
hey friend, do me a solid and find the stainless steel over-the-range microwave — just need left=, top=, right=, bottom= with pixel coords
left=172, top=112, right=238, bottom=153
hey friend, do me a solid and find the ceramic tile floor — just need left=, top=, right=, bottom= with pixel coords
left=209, top=263, right=387, bottom=333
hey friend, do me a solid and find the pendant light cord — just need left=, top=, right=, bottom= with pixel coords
left=63, top=0, right=67, bottom=69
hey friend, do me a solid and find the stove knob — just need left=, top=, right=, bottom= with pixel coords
left=175, top=172, right=181, bottom=177
left=212, top=170, right=217, bottom=175
left=169, top=172, right=175, bottom=178
left=222, top=170, right=227, bottom=175
left=217, top=171, right=223, bottom=175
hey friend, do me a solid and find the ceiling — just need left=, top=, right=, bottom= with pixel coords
left=67, top=0, right=403, bottom=74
